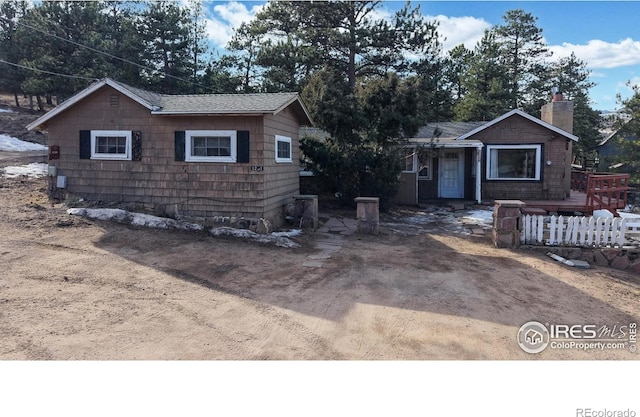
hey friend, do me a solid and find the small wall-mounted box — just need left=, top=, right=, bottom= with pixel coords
left=56, top=175, right=67, bottom=189
left=47, top=165, right=57, bottom=176
left=48, top=145, right=60, bottom=160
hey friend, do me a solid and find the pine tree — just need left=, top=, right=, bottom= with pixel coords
left=494, top=9, right=550, bottom=109
left=102, top=1, right=146, bottom=86
left=0, top=0, right=31, bottom=106
left=442, top=44, right=473, bottom=106
left=454, top=30, right=511, bottom=121
left=226, top=20, right=267, bottom=93
left=139, top=1, right=192, bottom=93
left=185, top=0, right=209, bottom=93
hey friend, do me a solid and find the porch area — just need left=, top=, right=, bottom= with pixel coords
left=523, top=171, right=630, bottom=216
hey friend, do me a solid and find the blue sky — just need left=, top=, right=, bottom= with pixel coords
left=202, top=1, right=640, bottom=111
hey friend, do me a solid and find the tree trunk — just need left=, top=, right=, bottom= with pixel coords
left=28, top=95, right=34, bottom=111
left=36, top=95, right=44, bottom=111
left=13, top=91, right=20, bottom=108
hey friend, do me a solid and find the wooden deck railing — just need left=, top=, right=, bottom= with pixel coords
left=571, top=171, right=630, bottom=216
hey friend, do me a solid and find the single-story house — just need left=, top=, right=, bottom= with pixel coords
left=397, top=93, right=579, bottom=205
left=596, top=118, right=638, bottom=171
left=27, top=78, right=313, bottom=229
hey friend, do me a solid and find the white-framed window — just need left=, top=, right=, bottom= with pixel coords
left=275, top=135, right=292, bottom=163
left=91, top=130, right=131, bottom=160
left=402, top=148, right=432, bottom=179
left=402, top=148, right=415, bottom=172
left=486, top=144, right=541, bottom=180
left=417, top=152, right=432, bottom=180
left=186, top=130, right=236, bottom=163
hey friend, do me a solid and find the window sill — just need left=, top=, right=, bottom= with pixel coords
left=91, top=155, right=131, bottom=161
left=486, top=178, right=541, bottom=182
left=185, top=157, right=236, bottom=163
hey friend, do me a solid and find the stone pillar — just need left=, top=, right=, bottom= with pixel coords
left=493, top=200, right=526, bottom=249
left=354, top=197, right=379, bottom=235
left=293, top=195, right=318, bottom=229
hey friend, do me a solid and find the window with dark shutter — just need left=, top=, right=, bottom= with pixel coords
left=175, top=131, right=186, bottom=161
left=90, top=130, right=132, bottom=160
left=237, top=130, right=250, bottom=163
left=132, top=131, right=142, bottom=161
left=79, top=130, right=91, bottom=159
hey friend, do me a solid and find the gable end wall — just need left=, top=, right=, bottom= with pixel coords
left=473, top=115, right=571, bottom=200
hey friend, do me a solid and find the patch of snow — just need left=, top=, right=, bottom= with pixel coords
left=68, top=208, right=127, bottom=222
left=0, top=108, right=14, bottom=113
left=67, top=208, right=204, bottom=231
left=66, top=207, right=299, bottom=247
left=0, top=134, right=47, bottom=152
left=383, top=206, right=494, bottom=236
left=211, top=227, right=300, bottom=248
left=593, top=209, right=615, bottom=218
left=2, top=162, right=48, bottom=178
left=272, top=229, right=303, bottom=238
left=461, top=209, right=493, bottom=225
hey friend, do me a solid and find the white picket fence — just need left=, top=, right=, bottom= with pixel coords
left=520, top=215, right=640, bottom=247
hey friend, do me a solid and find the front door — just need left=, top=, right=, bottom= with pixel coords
left=439, top=150, right=464, bottom=198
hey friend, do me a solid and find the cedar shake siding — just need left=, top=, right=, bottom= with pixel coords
left=28, top=79, right=313, bottom=228
left=473, top=115, right=571, bottom=201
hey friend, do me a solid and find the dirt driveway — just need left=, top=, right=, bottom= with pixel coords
left=1, top=166, right=638, bottom=359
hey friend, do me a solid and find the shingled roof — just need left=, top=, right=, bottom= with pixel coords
left=413, top=121, right=486, bottom=140
left=27, top=78, right=313, bottom=131
left=407, top=109, right=579, bottom=144
left=156, top=92, right=301, bottom=114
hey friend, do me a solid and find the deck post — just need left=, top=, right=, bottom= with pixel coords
left=493, top=200, right=526, bottom=249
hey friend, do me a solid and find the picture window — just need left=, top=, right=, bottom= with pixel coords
left=486, top=144, right=541, bottom=180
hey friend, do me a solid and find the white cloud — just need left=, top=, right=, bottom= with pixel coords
left=590, top=71, right=607, bottom=79
left=369, top=4, right=394, bottom=22
left=205, top=1, right=263, bottom=48
left=428, top=15, right=490, bottom=52
left=549, top=38, right=640, bottom=69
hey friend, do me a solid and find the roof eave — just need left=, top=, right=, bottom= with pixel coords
left=26, top=77, right=156, bottom=131
left=273, top=95, right=314, bottom=126
left=150, top=110, right=271, bottom=116
left=152, top=95, right=315, bottom=126
left=104, top=78, right=157, bottom=111
left=457, top=109, right=579, bottom=142
left=27, top=79, right=107, bottom=131
left=407, top=139, right=484, bottom=148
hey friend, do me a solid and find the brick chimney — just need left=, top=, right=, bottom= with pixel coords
left=541, top=89, right=575, bottom=199
left=541, top=90, right=574, bottom=134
